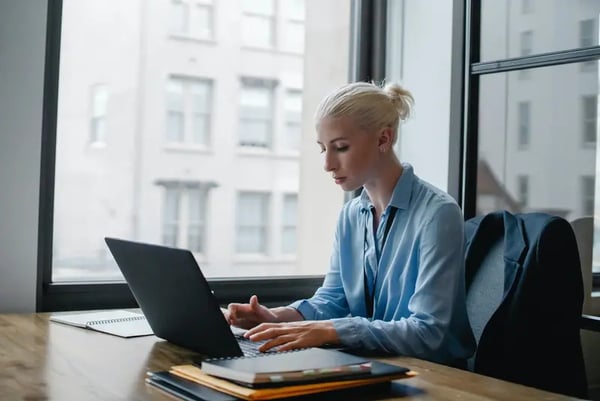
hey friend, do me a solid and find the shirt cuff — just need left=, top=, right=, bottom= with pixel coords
left=287, top=299, right=314, bottom=320
left=331, top=317, right=363, bottom=349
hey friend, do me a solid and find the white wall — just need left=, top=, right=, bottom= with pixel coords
left=0, top=0, right=47, bottom=312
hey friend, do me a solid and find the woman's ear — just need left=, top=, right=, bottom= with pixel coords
left=377, top=127, right=394, bottom=152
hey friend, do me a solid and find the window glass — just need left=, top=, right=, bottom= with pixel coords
left=476, top=62, right=599, bottom=274
left=52, top=0, right=350, bottom=281
left=187, top=188, right=206, bottom=253
left=237, top=192, right=269, bottom=254
left=90, top=84, right=108, bottom=145
left=480, top=1, right=600, bottom=62
left=582, top=95, right=598, bottom=146
left=191, top=4, right=213, bottom=40
left=170, top=0, right=188, bottom=35
left=166, top=80, right=185, bottom=142
left=162, top=188, right=180, bottom=248
left=282, top=194, right=298, bottom=254
left=239, top=82, right=273, bottom=148
left=517, top=101, right=530, bottom=148
left=283, top=90, right=302, bottom=151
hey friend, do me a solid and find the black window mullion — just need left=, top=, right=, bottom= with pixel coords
left=37, top=0, right=63, bottom=312
left=472, top=46, right=600, bottom=75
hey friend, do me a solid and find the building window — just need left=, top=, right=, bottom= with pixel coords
left=582, top=176, right=595, bottom=216
left=90, top=84, right=108, bottom=145
left=517, top=175, right=529, bottom=207
left=237, top=192, right=269, bottom=254
left=580, top=19, right=597, bottom=71
left=241, top=0, right=275, bottom=49
left=518, top=101, right=530, bottom=148
left=518, top=31, right=533, bottom=79
left=582, top=95, right=597, bottom=147
left=283, top=90, right=302, bottom=151
left=166, top=77, right=213, bottom=146
left=170, top=0, right=214, bottom=40
left=282, top=194, right=298, bottom=254
left=162, top=188, right=180, bottom=247
left=282, top=0, right=305, bottom=53
left=580, top=19, right=596, bottom=47
left=161, top=185, right=208, bottom=253
left=239, top=78, right=275, bottom=148
left=521, top=0, right=533, bottom=14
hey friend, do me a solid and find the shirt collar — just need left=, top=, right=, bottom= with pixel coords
left=358, top=163, right=414, bottom=212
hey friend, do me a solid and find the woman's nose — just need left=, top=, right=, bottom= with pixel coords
left=323, top=151, right=337, bottom=172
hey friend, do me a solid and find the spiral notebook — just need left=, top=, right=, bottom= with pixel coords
left=198, top=348, right=371, bottom=385
left=49, top=310, right=154, bottom=338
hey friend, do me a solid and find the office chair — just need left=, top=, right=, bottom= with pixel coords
left=464, top=211, right=587, bottom=398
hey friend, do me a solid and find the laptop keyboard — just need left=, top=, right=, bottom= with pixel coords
left=236, top=336, right=276, bottom=357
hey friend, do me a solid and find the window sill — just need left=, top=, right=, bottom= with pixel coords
left=163, top=144, right=213, bottom=154
left=237, top=148, right=300, bottom=160
left=233, top=255, right=297, bottom=264
left=168, top=34, right=216, bottom=45
left=88, top=141, right=107, bottom=149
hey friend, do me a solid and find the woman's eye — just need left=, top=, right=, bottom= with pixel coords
left=336, top=146, right=349, bottom=152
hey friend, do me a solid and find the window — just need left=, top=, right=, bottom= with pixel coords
left=580, top=19, right=597, bottom=71
left=582, top=176, right=595, bottom=216
left=237, top=192, right=269, bottom=254
left=160, top=184, right=209, bottom=253
left=582, top=95, right=597, bottom=147
left=241, top=0, right=275, bottom=49
left=282, top=194, right=297, bottom=254
left=517, top=175, right=529, bottom=207
left=166, top=77, right=213, bottom=146
left=518, top=31, right=533, bottom=79
left=282, top=0, right=305, bottom=53
left=239, top=79, right=275, bottom=148
left=472, top=1, right=600, bottom=287
left=580, top=19, right=596, bottom=48
left=90, top=84, right=108, bottom=145
left=518, top=101, right=530, bottom=148
left=162, top=188, right=180, bottom=247
left=41, top=0, right=353, bottom=309
left=170, top=0, right=214, bottom=40
left=283, top=89, right=302, bottom=151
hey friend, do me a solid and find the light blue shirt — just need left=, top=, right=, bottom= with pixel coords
left=290, top=164, right=475, bottom=365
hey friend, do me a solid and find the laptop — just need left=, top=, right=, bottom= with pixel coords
left=104, top=237, right=272, bottom=358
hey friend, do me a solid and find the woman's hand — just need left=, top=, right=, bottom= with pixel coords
left=226, top=295, right=278, bottom=329
left=244, top=320, right=340, bottom=352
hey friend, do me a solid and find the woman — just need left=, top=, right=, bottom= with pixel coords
left=226, top=82, right=475, bottom=367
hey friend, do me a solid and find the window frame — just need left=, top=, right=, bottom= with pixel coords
left=37, top=0, right=384, bottom=312
left=461, top=0, right=600, bottom=293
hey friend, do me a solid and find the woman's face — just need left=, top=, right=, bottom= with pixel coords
left=317, top=115, right=381, bottom=192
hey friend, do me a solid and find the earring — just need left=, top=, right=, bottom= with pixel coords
left=379, top=146, right=385, bottom=153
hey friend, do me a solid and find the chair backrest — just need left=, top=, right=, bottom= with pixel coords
left=464, top=211, right=587, bottom=398
left=570, top=216, right=593, bottom=314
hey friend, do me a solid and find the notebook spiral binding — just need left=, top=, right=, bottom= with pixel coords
left=86, top=315, right=146, bottom=326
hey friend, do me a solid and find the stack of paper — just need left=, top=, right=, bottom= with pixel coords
left=145, top=348, right=416, bottom=401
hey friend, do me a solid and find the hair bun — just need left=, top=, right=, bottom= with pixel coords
left=383, top=83, right=414, bottom=120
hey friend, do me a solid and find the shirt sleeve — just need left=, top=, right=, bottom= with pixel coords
left=331, top=202, right=466, bottom=360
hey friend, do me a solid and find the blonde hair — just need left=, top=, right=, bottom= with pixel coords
left=315, top=82, right=414, bottom=141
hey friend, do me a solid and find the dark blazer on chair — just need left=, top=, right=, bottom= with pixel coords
left=465, top=211, right=587, bottom=398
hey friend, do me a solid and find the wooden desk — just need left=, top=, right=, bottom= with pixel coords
left=0, top=313, right=584, bottom=401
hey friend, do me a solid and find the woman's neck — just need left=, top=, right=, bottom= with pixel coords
left=363, top=157, right=403, bottom=217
